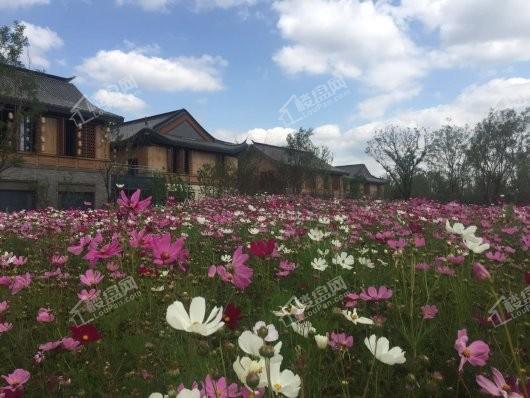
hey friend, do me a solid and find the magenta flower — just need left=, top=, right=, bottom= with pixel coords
left=276, top=260, right=296, bottom=278
left=387, top=239, right=406, bottom=251
left=454, top=328, right=490, bottom=371
left=9, top=273, right=32, bottom=295
left=0, top=322, right=13, bottom=334
left=80, top=269, right=104, bottom=287
left=473, top=263, right=491, bottom=281
left=117, top=189, right=151, bottom=213
left=343, top=292, right=359, bottom=308
left=209, top=246, right=253, bottom=290
left=421, top=304, right=438, bottom=319
left=150, top=233, right=189, bottom=271
left=486, top=251, right=507, bottom=263
left=50, top=254, right=68, bottom=267
left=203, top=375, right=239, bottom=398
left=77, top=289, right=99, bottom=301
left=476, top=368, right=522, bottom=397
left=61, top=337, right=82, bottom=351
left=84, top=240, right=122, bottom=264
left=10, top=256, right=27, bottom=266
left=359, top=286, right=393, bottom=301
left=329, top=332, right=354, bottom=351
left=414, top=236, right=426, bottom=248
left=1, top=369, right=30, bottom=391
left=36, top=308, right=55, bottom=323
left=0, top=301, right=8, bottom=313
left=129, top=229, right=153, bottom=249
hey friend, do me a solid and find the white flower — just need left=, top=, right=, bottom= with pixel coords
left=331, top=239, right=342, bottom=249
left=314, top=334, right=329, bottom=349
left=196, top=216, right=208, bottom=225
left=272, top=298, right=306, bottom=320
left=238, top=331, right=282, bottom=358
left=332, top=252, right=355, bottom=270
left=318, top=217, right=330, bottom=225
left=358, top=256, right=375, bottom=269
left=445, top=220, right=477, bottom=238
left=253, top=321, right=279, bottom=342
left=291, top=321, right=316, bottom=338
left=177, top=389, right=201, bottom=398
left=269, top=360, right=302, bottom=398
left=464, top=237, right=490, bottom=254
left=149, top=393, right=168, bottom=398
left=364, top=335, right=406, bottom=365
left=151, top=285, right=165, bottom=292
left=317, top=248, right=329, bottom=257
left=233, top=356, right=268, bottom=389
left=166, top=296, right=224, bottom=337
left=221, top=254, right=232, bottom=263
left=248, top=228, right=260, bottom=235
left=311, top=257, right=328, bottom=271
left=342, top=309, right=374, bottom=325
left=308, top=228, right=325, bottom=241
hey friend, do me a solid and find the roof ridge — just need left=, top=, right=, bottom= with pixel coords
left=1, top=64, right=74, bottom=82
left=121, top=109, right=184, bottom=125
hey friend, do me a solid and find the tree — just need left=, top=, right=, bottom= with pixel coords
left=366, top=125, right=431, bottom=199
left=466, top=108, right=529, bottom=203
left=428, top=123, right=469, bottom=200
left=285, top=128, right=333, bottom=194
left=0, top=21, right=38, bottom=175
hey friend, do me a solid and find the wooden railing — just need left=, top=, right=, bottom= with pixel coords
left=20, top=152, right=109, bottom=171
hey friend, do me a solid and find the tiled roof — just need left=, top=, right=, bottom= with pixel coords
left=252, top=141, right=348, bottom=175
left=0, top=65, right=123, bottom=123
left=336, top=164, right=388, bottom=184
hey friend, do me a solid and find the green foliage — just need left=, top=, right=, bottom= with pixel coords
left=166, top=174, right=193, bottom=202
left=151, top=173, right=168, bottom=205
left=197, top=161, right=237, bottom=197
left=0, top=20, right=28, bottom=67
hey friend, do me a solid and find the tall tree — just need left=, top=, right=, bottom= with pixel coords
left=428, top=123, right=469, bottom=200
left=466, top=108, right=530, bottom=203
left=285, top=128, right=333, bottom=194
left=366, top=125, right=431, bottom=199
left=0, top=21, right=38, bottom=174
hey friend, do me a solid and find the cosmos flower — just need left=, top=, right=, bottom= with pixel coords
left=268, top=360, right=301, bottom=398
left=166, top=297, right=224, bottom=337
left=311, top=257, right=328, bottom=271
left=249, top=239, right=278, bottom=257
left=454, top=329, right=490, bottom=371
left=329, top=332, right=354, bottom=351
left=223, top=303, right=242, bottom=330
left=203, top=375, right=239, bottom=398
left=359, top=286, right=393, bottom=301
left=314, top=334, right=329, bottom=349
left=70, top=324, right=102, bottom=344
left=332, top=252, right=355, bottom=270
left=117, top=189, right=151, bottom=213
left=341, top=308, right=374, bottom=325
left=150, top=234, right=189, bottom=270
left=421, top=305, right=439, bottom=320
left=79, top=269, right=104, bottom=287
left=475, top=368, right=523, bottom=398
left=36, top=308, right=55, bottom=323
left=364, top=335, right=406, bottom=365
left=1, top=368, right=30, bottom=391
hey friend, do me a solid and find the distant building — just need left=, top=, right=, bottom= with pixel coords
left=242, top=141, right=348, bottom=197
left=0, top=66, right=123, bottom=211
left=112, top=109, right=247, bottom=197
left=335, top=164, right=387, bottom=198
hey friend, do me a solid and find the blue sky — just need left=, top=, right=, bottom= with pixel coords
left=2, top=0, right=530, bottom=174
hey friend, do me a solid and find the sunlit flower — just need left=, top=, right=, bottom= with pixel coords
left=364, top=335, right=406, bottom=365
left=166, top=297, right=224, bottom=337
left=269, top=360, right=301, bottom=398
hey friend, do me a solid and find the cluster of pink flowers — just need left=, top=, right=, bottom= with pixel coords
left=208, top=247, right=253, bottom=290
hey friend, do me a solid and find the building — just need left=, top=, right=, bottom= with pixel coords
left=113, top=109, right=247, bottom=198
left=335, top=164, right=387, bottom=198
left=0, top=66, right=123, bottom=211
left=241, top=141, right=348, bottom=197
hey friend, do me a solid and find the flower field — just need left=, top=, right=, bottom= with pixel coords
left=0, top=192, right=529, bottom=397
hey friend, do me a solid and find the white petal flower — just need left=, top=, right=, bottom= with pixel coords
left=233, top=356, right=268, bottom=389
left=166, top=297, right=224, bottom=337
left=464, top=237, right=490, bottom=254
left=177, top=389, right=201, bottom=398
left=332, top=252, right=355, bottom=270
left=238, top=331, right=283, bottom=358
left=291, top=321, right=316, bottom=338
left=342, top=309, right=374, bottom=325
left=311, top=257, right=328, bottom=271
left=314, top=334, right=329, bottom=349
left=364, top=335, right=406, bottom=365
left=253, top=321, right=279, bottom=342
left=308, top=228, right=325, bottom=242
left=269, top=359, right=302, bottom=398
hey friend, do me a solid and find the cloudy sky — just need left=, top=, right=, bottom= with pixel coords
left=2, top=0, right=530, bottom=174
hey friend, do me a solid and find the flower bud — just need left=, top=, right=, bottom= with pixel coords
left=246, top=372, right=260, bottom=390
left=472, top=263, right=491, bottom=281
left=314, top=334, right=328, bottom=349
left=259, top=343, right=276, bottom=358
left=257, top=326, right=269, bottom=339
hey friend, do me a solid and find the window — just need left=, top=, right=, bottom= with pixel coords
left=18, top=115, right=36, bottom=152
left=64, top=119, right=78, bottom=156
left=0, top=190, right=35, bottom=211
left=58, top=191, right=95, bottom=210
left=184, top=150, right=190, bottom=174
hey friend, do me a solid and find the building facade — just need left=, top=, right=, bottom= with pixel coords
left=336, top=164, right=387, bottom=198
left=113, top=109, right=247, bottom=198
left=0, top=66, right=123, bottom=211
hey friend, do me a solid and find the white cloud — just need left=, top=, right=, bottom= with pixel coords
left=21, top=22, right=63, bottom=68
left=216, top=126, right=296, bottom=145
left=357, top=87, right=421, bottom=119
left=272, top=0, right=425, bottom=92
left=115, top=0, right=173, bottom=11
left=93, top=89, right=147, bottom=114
left=0, top=0, right=48, bottom=9
left=76, top=50, right=227, bottom=92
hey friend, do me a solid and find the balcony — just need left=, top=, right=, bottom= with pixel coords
left=20, top=152, right=108, bottom=171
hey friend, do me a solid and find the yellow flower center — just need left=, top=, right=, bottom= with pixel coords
left=462, top=348, right=471, bottom=358
left=274, top=383, right=282, bottom=392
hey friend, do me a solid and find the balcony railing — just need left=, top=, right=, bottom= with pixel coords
left=20, top=152, right=108, bottom=171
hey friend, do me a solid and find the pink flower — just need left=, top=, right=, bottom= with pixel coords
left=421, top=304, right=438, bottom=319
left=473, top=263, right=491, bottom=281
left=39, top=340, right=62, bottom=352
left=416, top=262, right=431, bottom=271
left=436, top=265, right=456, bottom=276
left=77, top=289, right=99, bottom=301
left=10, top=256, right=27, bottom=266
left=359, top=286, right=393, bottom=301
left=343, top=292, right=359, bottom=308
left=9, top=273, right=32, bottom=295
left=36, top=308, right=55, bottom=323
left=1, top=369, right=30, bottom=390
left=208, top=246, right=253, bottom=290
left=79, top=269, right=104, bottom=287
left=129, top=229, right=153, bottom=249
left=83, top=241, right=122, bottom=264
left=276, top=260, right=296, bottom=278
left=50, top=255, right=68, bottom=267
left=150, top=233, right=189, bottom=271
left=447, top=255, right=465, bottom=265
left=476, top=368, right=522, bottom=398
left=454, top=328, right=490, bottom=371
left=387, top=239, right=406, bottom=251
left=117, top=189, right=151, bottom=213
left=203, top=375, right=239, bottom=398
left=0, top=322, right=13, bottom=334
left=61, top=337, right=82, bottom=351
left=414, top=236, right=426, bottom=248
left=0, top=301, right=8, bottom=313
left=486, top=251, right=507, bottom=263
left=329, top=332, right=354, bottom=351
